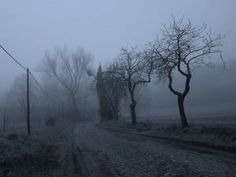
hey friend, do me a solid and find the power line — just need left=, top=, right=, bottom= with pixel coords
left=0, top=44, right=27, bottom=71
left=29, top=71, right=57, bottom=104
left=0, top=44, right=56, bottom=103
left=0, top=44, right=31, bottom=135
left=0, top=44, right=58, bottom=136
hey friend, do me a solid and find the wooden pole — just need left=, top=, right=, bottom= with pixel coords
left=27, top=68, right=31, bottom=136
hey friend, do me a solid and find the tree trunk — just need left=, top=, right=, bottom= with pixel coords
left=178, top=95, right=189, bottom=128
left=129, top=91, right=137, bottom=125
left=71, top=94, right=79, bottom=119
left=130, top=103, right=136, bottom=125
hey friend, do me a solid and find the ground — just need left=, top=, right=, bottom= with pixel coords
left=98, top=116, right=236, bottom=153
left=74, top=122, right=236, bottom=177
left=1, top=118, right=236, bottom=177
left=0, top=124, right=81, bottom=177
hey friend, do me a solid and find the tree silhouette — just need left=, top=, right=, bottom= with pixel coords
left=150, top=18, right=224, bottom=128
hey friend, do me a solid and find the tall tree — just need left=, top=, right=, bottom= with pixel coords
left=94, top=64, right=126, bottom=121
left=103, top=64, right=126, bottom=120
left=42, top=46, right=92, bottom=119
left=150, top=18, right=224, bottom=128
left=113, top=47, right=155, bottom=124
left=96, top=65, right=109, bottom=121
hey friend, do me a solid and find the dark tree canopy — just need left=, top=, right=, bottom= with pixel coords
left=96, top=64, right=126, bottom=121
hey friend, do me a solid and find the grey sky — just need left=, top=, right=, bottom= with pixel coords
left=0, top=0, right=236, bottom=91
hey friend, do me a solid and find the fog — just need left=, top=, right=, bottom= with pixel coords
left=1, top=0, right=236, bottom=89
left=1, top=1, right=236, bottom=176
left=135, top=60, right=236, bottom=118
left=0, top=0, right=235, bottom=120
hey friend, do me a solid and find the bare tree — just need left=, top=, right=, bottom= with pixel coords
left=150, top=18, right=224, bottom=128
left=42, top=46, right=92, bottom=119
left=38, top=72, right=65, bottom=123
left=8, top=74, right=38, bottom=117
left=113, top=47, right=155, bottom=124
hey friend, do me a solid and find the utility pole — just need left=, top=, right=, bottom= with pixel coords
left=27, top=68, right=31, bottom=136
left=0, top=45, right=31, bottom=136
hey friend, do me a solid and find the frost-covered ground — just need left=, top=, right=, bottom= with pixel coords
left=75, top=122, right=236, bottom=177
left=0, top=123, right=81, bottom=177
left=2, top=117, right=236, bottom=177
left=100, top=116, right=236, bottom=153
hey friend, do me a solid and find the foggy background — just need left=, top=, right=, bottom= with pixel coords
left=1, top=2, right=236, bottom=176
left=0, top=0, right=236, bottom=119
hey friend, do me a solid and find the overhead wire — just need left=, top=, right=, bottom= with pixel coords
left=0, top=44, right=57, bottom=104
left=29, top=71, right=57, bottom=104
left=0, top=44, right=27, bottom=71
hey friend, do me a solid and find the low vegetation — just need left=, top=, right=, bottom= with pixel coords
left=0, top=123, right=80, bottom=177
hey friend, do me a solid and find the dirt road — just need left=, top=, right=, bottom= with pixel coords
left=74, top=123, right=236, bottom=177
